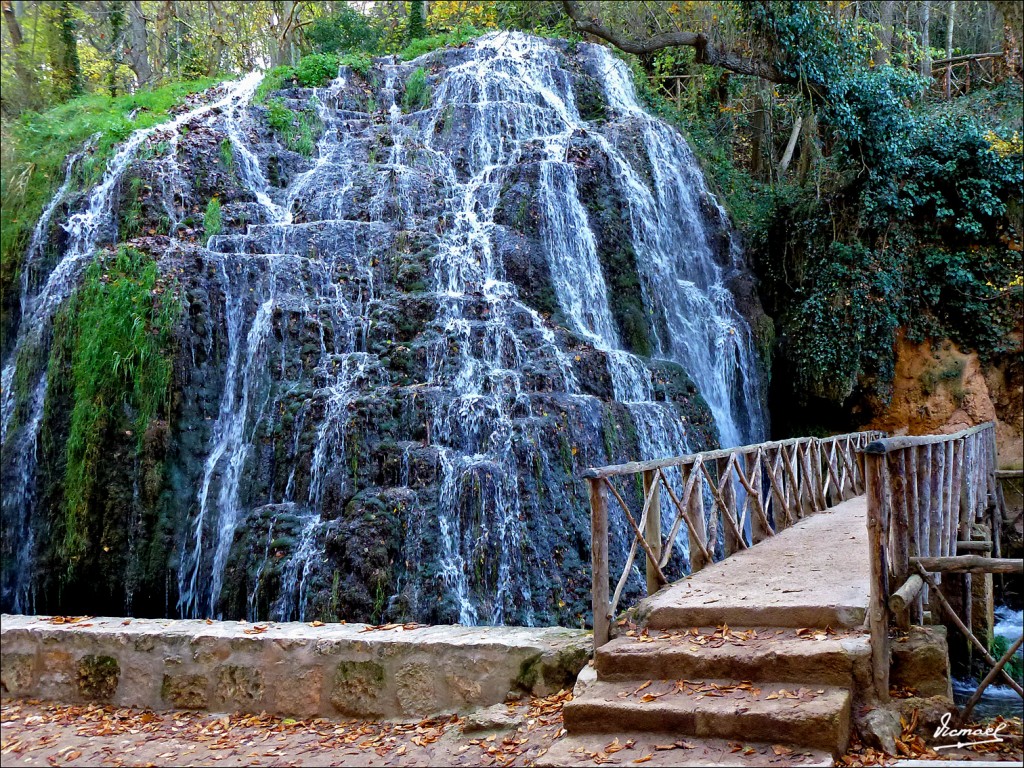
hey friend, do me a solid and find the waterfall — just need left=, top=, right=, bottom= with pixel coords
left=2, top=34, right=767, bottom=623
left=0, top=74, right=268, bottom=614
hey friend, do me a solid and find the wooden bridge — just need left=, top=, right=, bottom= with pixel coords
left=544, top=423, right=1022, bottom=764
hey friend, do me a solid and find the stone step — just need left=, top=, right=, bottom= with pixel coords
left=595, top=627, right=871, bottom=688
left=562, top=678, right=851, bottom=755
left=537, top=731, right=832, bottom=768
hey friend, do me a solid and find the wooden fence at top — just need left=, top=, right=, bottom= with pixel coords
left=863, top=422, right=1022, bottom=716
left=583, top=430, right=883, bottom=649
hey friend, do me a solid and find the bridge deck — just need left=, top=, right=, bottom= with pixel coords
left=636, top=495, right=870, bottom=630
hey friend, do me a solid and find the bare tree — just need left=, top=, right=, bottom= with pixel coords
left=920, top=0, right=931, bottom=78
left=126, top=0, right=153, bottom=86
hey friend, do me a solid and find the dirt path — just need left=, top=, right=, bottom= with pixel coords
left=2, top=698, right=1020, bottom=767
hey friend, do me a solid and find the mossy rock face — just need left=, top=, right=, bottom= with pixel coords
left=77, top=654, right=119, bottom=700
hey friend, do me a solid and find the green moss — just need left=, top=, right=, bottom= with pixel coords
left=203, top=197, right=223, bottom=238
left=1, top=77, right=218, bottom=355
left=118, top=176, right=144, bottom=241
left=53, top=247, right=180, bottom=573
left=218, top=138, right=234, bottom=170
left=402, top=68, right=430, bottom=113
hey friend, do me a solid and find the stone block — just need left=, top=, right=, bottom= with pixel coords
left=397, top=662, right=441, bottom=716
left=1, top=652, right=36, bottom=696
left=891, top=626, right=952, bottom=699
left=214, top=665, right=265, bottom=709
left=271, top=666, right=323, bottom=716
left=330, top=660, right=387, bottom=716
left=162, top=673, right=209, bottom=709
left=77, top=655, right=120, bottom=700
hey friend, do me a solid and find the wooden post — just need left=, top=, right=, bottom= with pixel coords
left=907, top=446, right=924, bottom=623
left=719, top=456, right=740, bottom=555
left=798, top=442, right=816, bottom=516
left=684, top=464, right=708, bottom=572
left=588, top=477, right=610, bottom=649
left=865, top=452, right=891, bottom=702
left=744, top=450, right=771, bottom=543
left=642, top=469, right=662, bottom=596
left=890, top=450, right=911, bottom=630
left=767, top=448, right=789, bottom=532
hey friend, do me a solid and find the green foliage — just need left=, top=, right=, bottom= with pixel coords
left=203, top=197, right=223, bottom=238
left=295, top=53, right=341, bottom=88
left=265, top=98, right=322, bottom=157
left=0, top=78, right=218, bottom=355
left=407, top=0, right=427, bottom=42
left=306, top=5, right=383, bottom=54
left=755, top=107, right=1022, bottom=405
left=398, top=24, right=484, bottom=61
left=218, top=138, right=234, bottom=169
left=989, top=634, right=1024, bottom=683
left=402, top=67, right=430, bottom=112
left=53, top=247, right=179, bottom=570
left=255, top=65, right=297, bottom=104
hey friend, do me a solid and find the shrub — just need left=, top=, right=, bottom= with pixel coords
left=204, top=197, right=222, bottom=238
left=295, top=53, right=341, bottom=88
left=402, top=67, right=430, bottom=113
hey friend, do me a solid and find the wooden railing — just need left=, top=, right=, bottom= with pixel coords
left=863, top=422, right=1023, bottom=714
left=583, top=430, right=883, bottom=648
left=931, top=51, right=1006, bottom=98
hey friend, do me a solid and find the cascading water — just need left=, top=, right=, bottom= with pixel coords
left=1, top=33, right=767, bottom=624
left=0, top=74, right=268, bottom=614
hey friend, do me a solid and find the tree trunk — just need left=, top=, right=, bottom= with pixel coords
left=920, top=0, right=931, bottom=79
left=750, top=89, right=765, bottom=179
left=877, top=0, right=894, bottom=65
left=797, top=112, right=817, bottom=186
left=778, top=116, right=802, bottom=177
left=48, top=1, right=83, bottom=101
left=126, top=0, right=152, bottom=87
left=945, top=0, right=956, bottom=98
left=1, top=0, right=36, bottom=107
left=993, top=0, right=1023, bottom=79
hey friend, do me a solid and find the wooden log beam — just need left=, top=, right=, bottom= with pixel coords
left=956, top=540, right=993, bottom=552
left=863, top=423, right=995, bottom=455
left=888, top=574, right=924, bottom=615
left=911, top=555, right=1023, bottom=574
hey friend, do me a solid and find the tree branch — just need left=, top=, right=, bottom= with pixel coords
left=561, top=0, right=796, bottom=85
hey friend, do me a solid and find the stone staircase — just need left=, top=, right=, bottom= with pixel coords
left=540, top=624, right=870, bottom=766
left=540, top=499, right=875, bottom=766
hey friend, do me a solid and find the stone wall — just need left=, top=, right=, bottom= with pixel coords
left=0, top=616, right=590, bottom=719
